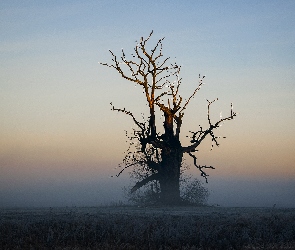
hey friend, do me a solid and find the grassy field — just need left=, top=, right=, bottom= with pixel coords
left=1, top=206, right=295, bottom=249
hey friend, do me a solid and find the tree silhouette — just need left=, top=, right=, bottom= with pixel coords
left=100, top=31, right=236, bottom=205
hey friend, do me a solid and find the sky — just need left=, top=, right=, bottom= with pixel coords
left=1, top=0, right=295, bottom=207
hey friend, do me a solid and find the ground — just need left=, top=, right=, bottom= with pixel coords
left=1, top=206, right=295, bottom=249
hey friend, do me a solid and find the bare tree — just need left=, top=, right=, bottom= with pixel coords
left=100, top=31, right=236, bottom=205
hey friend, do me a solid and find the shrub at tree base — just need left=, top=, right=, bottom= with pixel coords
left=125, top=176, right=209, bottom=206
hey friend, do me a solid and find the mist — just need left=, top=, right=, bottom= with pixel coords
left=0, top=176, right=126, bottom=207
left=1, top=175, right=294, bottom=208
left=207, top=177, right=295, bottom=208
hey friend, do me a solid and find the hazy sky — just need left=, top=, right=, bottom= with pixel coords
left=1, top=0, right=295, bottom=207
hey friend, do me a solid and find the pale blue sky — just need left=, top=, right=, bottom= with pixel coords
left=1, top=0, right=295, bottom=207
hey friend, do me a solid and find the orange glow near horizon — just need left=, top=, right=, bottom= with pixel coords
left=1, top=123, right=294, bottom=184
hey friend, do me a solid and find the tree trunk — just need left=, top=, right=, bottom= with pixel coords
left=158, top=112, right=183, bottom=205
left=158, top=150, right=182, bottom=205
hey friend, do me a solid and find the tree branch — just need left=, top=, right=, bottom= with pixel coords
left=131, top=173, right=159, bottom=193
left=111, top=103, right=145, bottom=131
left=182, top=100, right=236, bottom=153
left=188, top=152, right=215, bottom=183
left=179, top=74, right=205, bottom=113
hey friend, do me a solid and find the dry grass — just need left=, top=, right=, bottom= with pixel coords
left=1, top=206, right=295, bottom=249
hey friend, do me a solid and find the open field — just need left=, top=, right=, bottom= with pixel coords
left=1, top=206, right=295, bottom=249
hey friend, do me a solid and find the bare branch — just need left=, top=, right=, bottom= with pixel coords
left=111, top=103, right=145, bottom=131
left=182, top=100, right=236, bottom=153
left=114, top=161, right=143, bottom=178
left=131, top=173, right=159, bottom=193
left=206, top=98, right=218, bottom=127
left=175, top=113, right=183, bottom=138
left=188, top=152, right=215, bottom=183
left=179, top=74, right=205, bottom=113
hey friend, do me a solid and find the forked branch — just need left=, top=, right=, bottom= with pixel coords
left=183, top=99, right=237, bottom=153
left=188, top=152, right=215, bottom=183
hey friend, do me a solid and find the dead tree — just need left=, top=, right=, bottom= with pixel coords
left=100, top=31, right=236, bottom=205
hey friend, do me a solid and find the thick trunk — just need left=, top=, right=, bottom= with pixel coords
left=158, top=151, right=182, bottom=205
left=158, top=112, right=183, bottom=205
